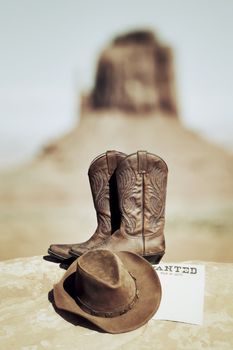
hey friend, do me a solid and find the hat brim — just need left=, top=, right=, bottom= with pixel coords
left=53, top=251, right=161, bottom=334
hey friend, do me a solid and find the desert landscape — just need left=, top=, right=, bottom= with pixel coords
left=1, top=3, right=233, bottom=347
left=0, top=30, right=232, bottom=262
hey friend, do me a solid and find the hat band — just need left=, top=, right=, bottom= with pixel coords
left=76, top=276, right=139, bottom=318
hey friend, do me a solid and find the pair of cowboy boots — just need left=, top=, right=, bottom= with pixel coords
left=48, top=150, right=168, bottom=264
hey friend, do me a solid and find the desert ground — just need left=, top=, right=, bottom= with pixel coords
left=0, top=110, right=232, bottom=262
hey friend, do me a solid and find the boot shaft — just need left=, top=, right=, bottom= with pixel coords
left=88, top=151, right=126, bottom=235
left=116, top=151, right=168, bottom=237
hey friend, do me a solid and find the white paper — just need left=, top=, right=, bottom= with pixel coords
left=152, top=263, right=205, bottom=325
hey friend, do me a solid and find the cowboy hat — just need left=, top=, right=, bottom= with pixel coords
left=53, top=249, right=161, bottom=334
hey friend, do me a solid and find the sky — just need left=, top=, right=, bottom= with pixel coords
left=0, top=0, right=233, bottom=168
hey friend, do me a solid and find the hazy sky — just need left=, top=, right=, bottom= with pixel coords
left=0, top=0, right=233, bottom=167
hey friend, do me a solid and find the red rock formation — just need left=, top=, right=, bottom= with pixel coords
left=91, top=30, right=178, bottom=115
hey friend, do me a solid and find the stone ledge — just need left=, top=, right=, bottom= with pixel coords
left=0, top=256, right=232, bottom=350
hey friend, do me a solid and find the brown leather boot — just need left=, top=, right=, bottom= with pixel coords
left=48, top=150, right=126, bottom=260
left=71, top=151, right=168, bottom=264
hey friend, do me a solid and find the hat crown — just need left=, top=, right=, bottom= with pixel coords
left=78, top=250, right=120, bottom=287
left=75, top=250, right=137, bottom=317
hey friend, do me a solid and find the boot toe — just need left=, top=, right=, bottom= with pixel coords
left=69, top=244, right=89, bottom=257
left=48, top=244, right=73, bottom=260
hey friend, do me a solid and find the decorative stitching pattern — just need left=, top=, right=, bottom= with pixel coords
left=147, top=164, right=167, bottom=229
left=89, top=169, right=111, bottom=234
left=117, top=166, right=137, bottom=234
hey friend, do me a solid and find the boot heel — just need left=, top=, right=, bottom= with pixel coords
left=144, top=252, right=164, bottom=265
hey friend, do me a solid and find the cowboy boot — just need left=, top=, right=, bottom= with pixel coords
left=75, top=151, right=168, bottom=264
left=48, top=150, right=126, bottom=260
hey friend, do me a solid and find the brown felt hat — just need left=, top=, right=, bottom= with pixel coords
left=53, top=249, right=161, bottom=334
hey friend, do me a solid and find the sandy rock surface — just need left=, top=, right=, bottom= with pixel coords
left=0, top=256, right=232, bottom=350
